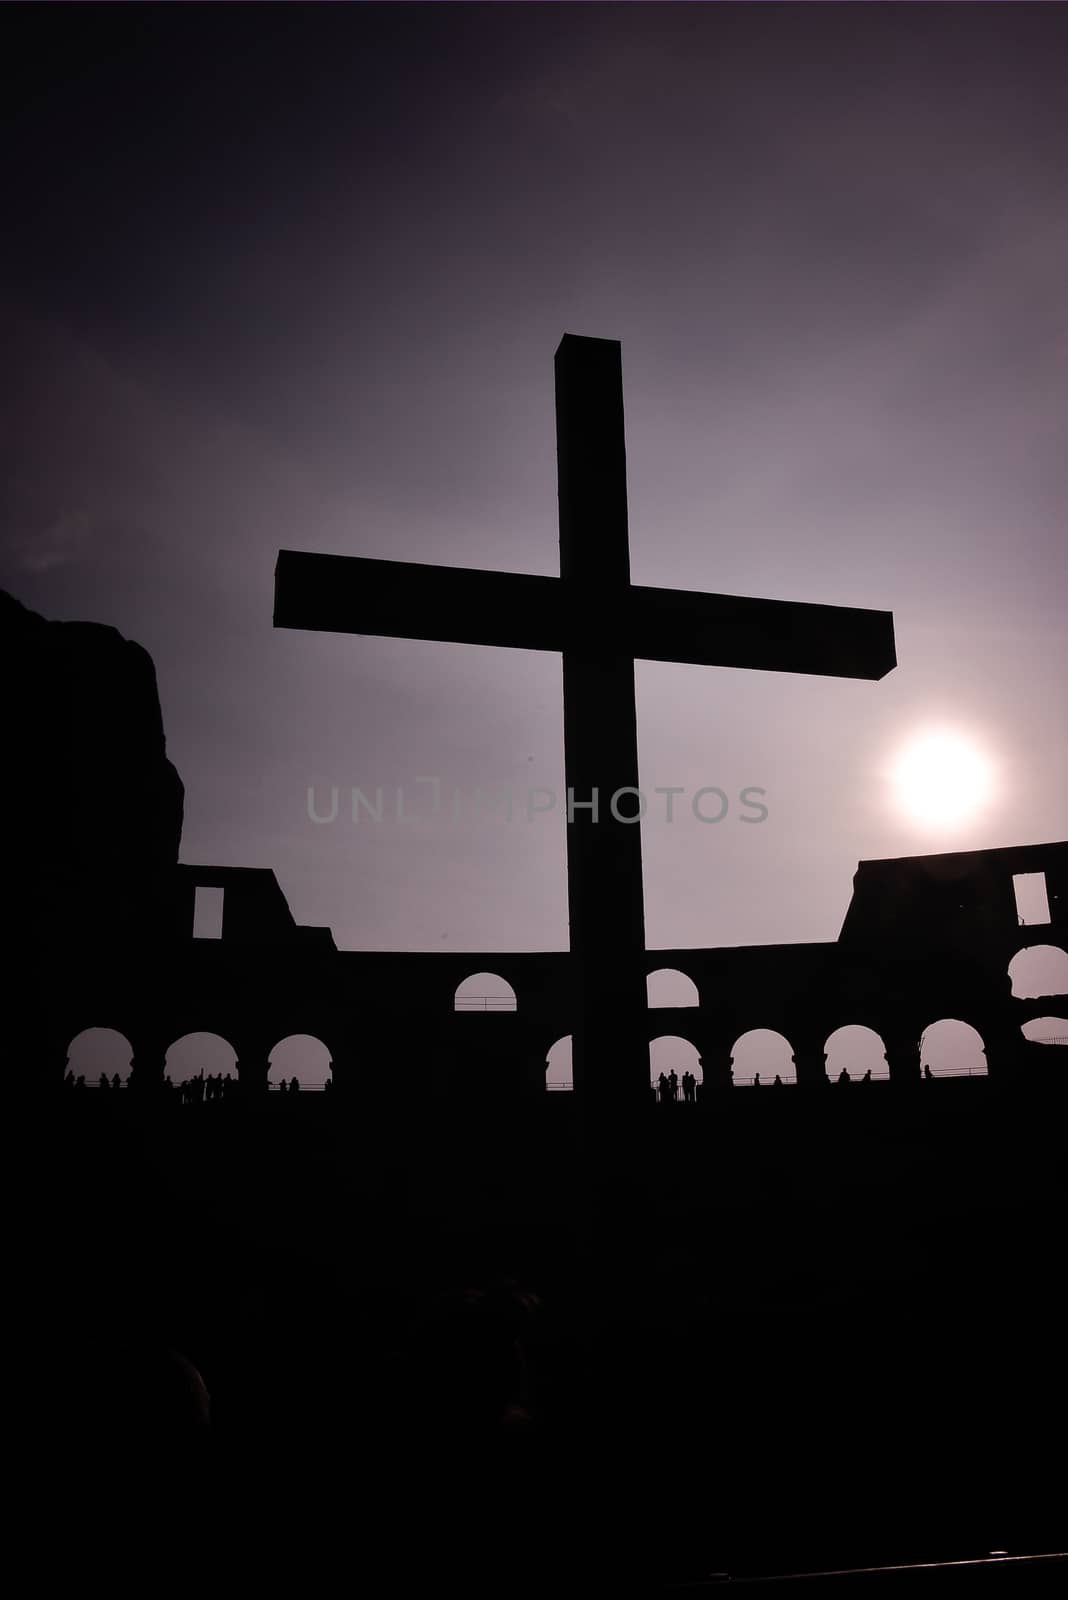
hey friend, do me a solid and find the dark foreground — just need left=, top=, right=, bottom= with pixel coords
left=33, top=1080, right=1066, bottom=1592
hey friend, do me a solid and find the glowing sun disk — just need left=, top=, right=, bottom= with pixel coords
left=891, top=731, right=992, bottom=827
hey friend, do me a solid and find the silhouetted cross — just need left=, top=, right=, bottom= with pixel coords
left=275, top=335, right=895, bottom=1104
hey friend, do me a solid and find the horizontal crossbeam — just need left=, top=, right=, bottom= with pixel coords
left=275, top=550, right=564, bottom=653
left=628, top=580, right=896, bottom=680
left=275, top=549, right=896, bottom=680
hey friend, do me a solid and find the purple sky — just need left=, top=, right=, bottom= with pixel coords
left=4, top=4, right=1066, bottom=979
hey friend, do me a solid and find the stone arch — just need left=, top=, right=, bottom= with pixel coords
left=66, top=1026, right=134, bottom=1086
left=823, top=1024, right=889, bottom=1083
left=545, top=1035, right=573, bottom=1091
left=1008, top=945, right=1068, bottom=1000
left=165, top=1031, right=239, bottom=1086
left=646, top=968, right=700, bottom=1008
left=919, top=1019, right=987, bottom=1078
left=731, top=1028, right=796, bottom=1085
left=453, top=971, right=518, bottom=1012
left=649, top=1035, right=703, bottom=1091
left=269, top=1033, right=333, bottom=1089
left=1020, top=1016, right=1068, bottom=1045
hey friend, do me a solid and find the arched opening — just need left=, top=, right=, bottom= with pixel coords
left=454, top=972, right=518, bottom=1012
left=823, top=1025, right=889, bottom=1083
left=646, top=968, right=700, bottom=1008
left=649, top=1035, right=702, bottom=1101
left=66, top=1027, right=133, bottom=1087
left=731, top=1029, right=796, bottom=1086
left=165, top=1032, right=238, bottom=1092
left=269, top=1034, right=332, bottom=1090
left=1008, top=945, right=1068, bottom=1000
left=920, top=1019, right=987, bottom=1078
left=1021, top=1016, right=1068, bottom=1045
left=545, top=1035, right=573, bottom=1092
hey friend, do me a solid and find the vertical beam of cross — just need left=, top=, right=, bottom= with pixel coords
left=555, top=337, right=649, bottom=1104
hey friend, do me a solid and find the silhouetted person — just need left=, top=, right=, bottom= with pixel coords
left=923, top=1063, right=934, bottom=1081
left=862, top=1068, right=872, bottom=1083
left=668, top=1069, right=679, bottom=1103
left=773, top=1073, right=783, bottom=1086
left=98, top=1072, right=109, bottom=1091
left=657, top=1071, right=669, bottom=1103
left=289, top=1077, right=300, bottom=1093
left=324, top=1076, right=333, bottom=1092
left=753, top=1072, right=761, bottom=1087
left=75, top=1074, right=86, bottom=1090
left=837, top=1068, right=850, bottom=1084
left=277, top=1077, right=287, bottom=1094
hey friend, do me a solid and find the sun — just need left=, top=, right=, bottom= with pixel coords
left=890, top=730, right=994, bottom=829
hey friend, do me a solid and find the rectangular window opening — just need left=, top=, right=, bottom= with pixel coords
left=193, top=884, right=225, bottom=940
left=1013, top=871, right=1050, bottom=926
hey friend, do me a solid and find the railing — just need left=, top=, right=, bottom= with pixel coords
left=66, top=1079, right=332, bottom=1092
left=454, top=996, right=518, bottom=1011
left=65, top=1060, right=1050, bottom=1097
left=918, top=1066, right=990, bottom=1077
left=664, top=1551, right=1068, bottom=1590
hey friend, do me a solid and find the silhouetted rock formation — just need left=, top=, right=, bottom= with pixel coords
left=6, top=588, right=184, bottom=1071
left=5, top=589, right=184, bottom=944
